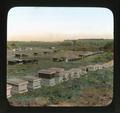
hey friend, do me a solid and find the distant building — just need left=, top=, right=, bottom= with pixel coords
left=53, top=50, right=81, bottom=62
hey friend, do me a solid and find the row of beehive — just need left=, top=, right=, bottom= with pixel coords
left=7, top=60, right=113, bottom=98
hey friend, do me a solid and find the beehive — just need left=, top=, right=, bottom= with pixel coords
left=7, top=84, right=12, bottom=98
left=86, top=65, right=96, bottom=71
left=41, top=78, right=56, bottom=86
left=48, top=68, right=65, bottom=84
left=38, top=69, right=56, bottom=86
left=69, top=68, right=81, bottom=79
left=7, top=78, right=28, bottom=94
left=62, top=71, right=70, bottom=81
left=22, top=76, right=41, bottom=90
left=78, top=66, right=88, bottom=76
left=94, top=64, right=103, bottom=70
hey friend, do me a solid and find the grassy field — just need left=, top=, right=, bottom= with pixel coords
left=7, top=39, right=113, bottom=106
left=7, top=51, right=113, bottom=78
left=8, top=67, right=113, bottom=106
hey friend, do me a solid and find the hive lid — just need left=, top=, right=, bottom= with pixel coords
left=7, top=78, right=28, bottom=85
left=22, top=76, right=41, bottom=81
left=38, top=69, right=56, bottom=75
left=48, top=67, right=64, bottom=73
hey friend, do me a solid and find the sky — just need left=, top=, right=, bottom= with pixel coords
left=7, top=7, right=113, bottom=41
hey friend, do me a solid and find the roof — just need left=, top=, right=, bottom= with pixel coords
left=79, top=51, right=94, bottom=56
left=38, top=69, right=56, bottom=75
left=7, top=78, right=28, bottom=85
left=53, top=51, right=80, bottom=59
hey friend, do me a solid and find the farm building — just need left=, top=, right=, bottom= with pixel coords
left=41, top=49, right=53, bottom=54
left=79, top=51, right=94, bottom=58
left=53, top=51, right=81, bottom=62
left=22, top=59, right=38, bottom=64
left=7, top=84, right=12, bottom=98
left=48, top=68, right=65, bottom=84
left=8, top=59, right=23, bottom=65
left=38, top=69, right=56, bottom=86
left=78, top=51, right=104, bottom=59
left=22, top=76, right=41, bottom=90
left=21, top=53, right=28, bottom=58
left=7, top=78, right=28, bottom=94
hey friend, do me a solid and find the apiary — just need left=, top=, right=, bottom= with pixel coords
left=7, top=84, right=12, bottom=98
left=40, top=78, right=56, bottom=86
left=7, top=78, right=28, bottom=94
left=22, top=76, right=41, bottom=90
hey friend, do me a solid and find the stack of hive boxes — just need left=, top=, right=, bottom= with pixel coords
left=7, top=78, right=28, bottom=94
left=48, top=68, right=65, bottom=84
left=22, top=75, right=41, bottom=90
left=38, top=69, right=56, bottom=86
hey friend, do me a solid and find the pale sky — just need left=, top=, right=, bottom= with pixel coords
left=7, top=7, right=113, bottom=41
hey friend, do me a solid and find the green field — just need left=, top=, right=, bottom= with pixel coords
left=7, top=39, right=113, bottom=106
left=8, top=68, right=113, bottom=106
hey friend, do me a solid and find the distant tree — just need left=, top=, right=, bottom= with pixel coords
left=11, top=43, right=16, bottom=49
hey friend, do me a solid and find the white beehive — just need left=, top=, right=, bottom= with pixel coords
left=7, top=78, right=28, bottom=94
left=22, top=76, right=41, bottom=90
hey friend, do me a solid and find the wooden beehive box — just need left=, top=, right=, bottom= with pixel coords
left=48, top=68, right=65, bottom=84
left=41, top=78, right=56, bottom=86
left=7, top=78, right=28, bottom=94
left=78, top=66, right=88, bottom=76
left=7, top=84, right=12, bottom=98
left=22, top=76, right=41, bottom=90
left=38, top=69, right=56, bottom=86
left=62, top=71, right=70, bottom=81
left=69, top=68, right=81, bottom=79
left=86, top=65, right=96, bottom=71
